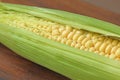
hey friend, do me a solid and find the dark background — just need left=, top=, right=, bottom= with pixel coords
left=0, top=0, right=120, bottom=80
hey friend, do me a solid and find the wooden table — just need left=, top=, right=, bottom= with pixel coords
left=0, top=0, right=120, bottom=80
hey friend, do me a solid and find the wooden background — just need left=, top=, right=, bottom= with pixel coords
left=84, top=0, right=120, bottom=14
left=0, top=0, right=120, bottom=80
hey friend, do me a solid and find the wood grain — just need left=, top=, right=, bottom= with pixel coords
left=0, top=45, right=69, bottom=80
left=0, top=0, right=120, bottom=80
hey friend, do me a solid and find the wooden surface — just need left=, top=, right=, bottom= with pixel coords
left=83, top=0, right=120, bottom=14
left=0, top=0, right=120, bottom=80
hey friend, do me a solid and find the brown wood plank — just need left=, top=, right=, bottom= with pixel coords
left=0, top=45, right=69, bottom=80
left=0, top=0, right=120, bottom=80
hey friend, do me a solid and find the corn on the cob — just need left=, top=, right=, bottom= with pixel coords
left=0, top=3, right=120, bottom=80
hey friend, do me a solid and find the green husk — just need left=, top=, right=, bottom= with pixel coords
left=0, top=3, right=120, bottom=38
left=0, top=24, right=120, bottom=80
left=0, top=3, right=120, bottom=80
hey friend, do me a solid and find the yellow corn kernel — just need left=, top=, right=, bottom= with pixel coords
left=61, top=38, right=67, bottom=44
left=59, top=26, right=65, bottom=32
left=89, top=47, right=95, bottom=52
left=62, top=30, right=70, bottom=37
left=85, top=40, right=93, bottom=48
left=109, top=54, right=116, bottom=59
left=66, top=25, right=72, bottom=31
left=67, top=32, right=74, bottom=39
left=99, top=43, right=108, bottom=52
left=77, top=35, right=85, bottom=42
left=86, top=33, right=93, bottom=39
left=115, top=48, right=120, bottom=56
left=80, top=46, right=85, bottom=50
left=94, top=42, right=102, bottom=50
left=81, top=38, right=89, bottom=45
left=66, top=40, right=72, bottom=46
left=105, top=44, right=112, bottom=54
left=75, top=43, right=81, bottom=48
left=71, top=41, right=77, bottom=47
left=111, top=46, right=118, bottom=54
left=112, top=40, right=118, bottom=45
left=73, top=33, right=81, bottom=41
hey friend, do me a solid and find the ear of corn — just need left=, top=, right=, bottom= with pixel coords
left=0, top=3, right=120, bottom=80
